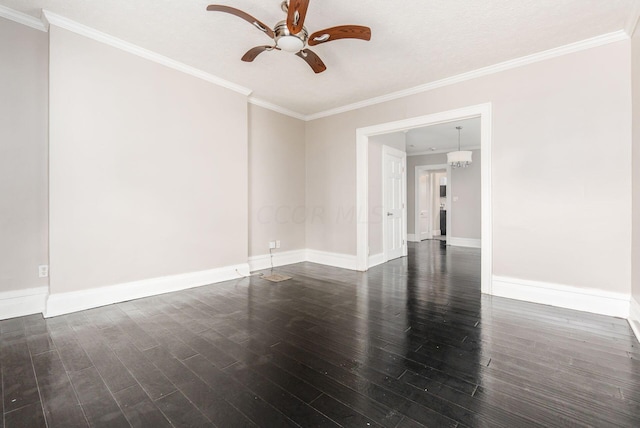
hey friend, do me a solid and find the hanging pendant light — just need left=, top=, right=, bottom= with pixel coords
left=447, top=126, right=472, bottom=168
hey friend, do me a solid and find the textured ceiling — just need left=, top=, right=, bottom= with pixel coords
left=405, top=118, right=481, bottom=156
left=1, top=0, right=636, bottom=115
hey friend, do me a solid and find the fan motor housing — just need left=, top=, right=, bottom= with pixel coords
left=274, top=20, right=308, bottom=52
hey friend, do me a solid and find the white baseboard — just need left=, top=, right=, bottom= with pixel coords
left=629, top=297, right=640, bottom=343
left=368, top=253, right=385, bottom=269
left=44, top=263, right=250, bottom=318
left=433, top=230, right=441, bottom=236
left=306, top=249, right=358, bottom=271
left=0, top=287, right=49, bottom=320
left=248, top=250, right=306, bottom=272
left=407, top=234, right=419, bottom=243
left=420, top=232, right=430, bottom=240
left=492, top=275, right=630, bottom=318
left=8, top=256, right=634, bottom=326
left=449, top=237, right=481, bottom=248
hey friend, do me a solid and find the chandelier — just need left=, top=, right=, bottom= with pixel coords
left=447, top=126, right=472, bottom=168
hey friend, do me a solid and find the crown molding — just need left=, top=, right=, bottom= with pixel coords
left=41, top=10, right=252, bottom=97
left=305, top=30, right=629, bottom=121
left=0, top=5, right=46, bottom=31
left=625, top=2, right=640, bottom=37
left=2, top=6, right=630, bottom=121
left=248, top=97, right=306, bottom=121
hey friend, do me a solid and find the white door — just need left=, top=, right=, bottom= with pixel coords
left=419, top=174, right=430, bottom=240
left=383, top=146, right=406, bottom=262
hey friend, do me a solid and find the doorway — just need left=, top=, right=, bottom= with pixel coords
left=415, top=165, right=450, bottom=244
left=356, top=103, right=492, bottom=294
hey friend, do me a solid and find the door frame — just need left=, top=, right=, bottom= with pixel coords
left=414, top=164, right=450, bottom=244
left=382, top=145, right=408, bottom=263
left=356, top=103, right=492, bottom=294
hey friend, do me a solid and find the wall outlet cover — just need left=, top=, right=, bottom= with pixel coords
left=38, top=265, right=49, bottom=278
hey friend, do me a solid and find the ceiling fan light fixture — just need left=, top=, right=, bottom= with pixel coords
left=274, top=20, right=308, bottom=52
left=277, top=35, right=305, bottom=52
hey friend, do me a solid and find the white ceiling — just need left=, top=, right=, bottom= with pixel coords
left=1, top=0, right=636, bottom=116
left=405, top=118, right=481, bottom=156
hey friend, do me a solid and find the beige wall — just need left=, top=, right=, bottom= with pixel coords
left=306, top=41, right=632, bottom=295
left=367, top=133, right=406, bottom=256
left=632, top=21, right=640, bottom=303
left=248, top=104, right=306, bottom=256
left=451, top=150, right=481, bottom=240
left=0, top=18, right=49, bottom=293
left=48, top=26, right=248, bottom=294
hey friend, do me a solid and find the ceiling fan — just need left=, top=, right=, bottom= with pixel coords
left=206, top=0, right=372, bottom=73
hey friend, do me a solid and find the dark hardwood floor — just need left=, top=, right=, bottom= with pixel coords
left=2, top=240, right=640, bottom=427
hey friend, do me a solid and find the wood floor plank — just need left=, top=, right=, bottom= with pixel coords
left=31, top=350, right=88, bottom=428
left=112, top=384, right=173, bottom=428
left=224, top=363, right=339, bottom=427
left=68, top=367, right=129, bottom=428
left=3, top=401, right=46, bottom=428
left=1, top=334, right=40, bottom=414
left=182, top=353, right=296, bottom=427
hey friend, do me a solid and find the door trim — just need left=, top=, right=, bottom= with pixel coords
left=414, top=165, right=450, bottom=245
left=382, top=145, right=407, bottom=263
left=356, top=103, right=492, bottom=295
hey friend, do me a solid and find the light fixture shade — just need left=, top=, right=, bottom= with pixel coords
left=277, top=35, right=304, bottom=52
left=447, top=150, right=473, bottom=168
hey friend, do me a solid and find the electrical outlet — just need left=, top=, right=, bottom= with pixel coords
left=276, top=240, right=281, bottom=249
left=269, top=241, right=276, bottom=249
left=38, top=265, right=49, bottom=278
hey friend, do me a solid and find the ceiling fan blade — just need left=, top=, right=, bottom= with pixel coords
left=207, top=5, right=275, bottom=39
left=296, top=49, right=326, bottom=74
left=241, top=45, right=277, bottom=62
left=286, top=0, right=309, bottom=34
left=308, top=25, right=371, bottom=46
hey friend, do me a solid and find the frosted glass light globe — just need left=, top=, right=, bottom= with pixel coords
left=277, top=35, right=304, bottom=52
